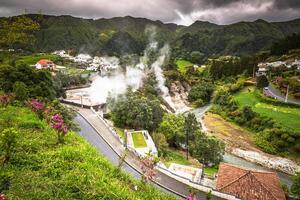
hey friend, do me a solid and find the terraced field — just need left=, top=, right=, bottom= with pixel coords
left=233, top=88, right=300, bottom=133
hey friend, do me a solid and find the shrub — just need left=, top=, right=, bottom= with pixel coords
left=0, top=128, right=18, bottom=163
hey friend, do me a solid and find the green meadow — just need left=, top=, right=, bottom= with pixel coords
left=234, top=88, right=300, bottom=134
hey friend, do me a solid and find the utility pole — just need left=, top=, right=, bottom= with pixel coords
left=124, top=130, right=128, bottom=149
left=285, top=85, right=289, bottom=103
left=186, top=131, right=189, bottom=160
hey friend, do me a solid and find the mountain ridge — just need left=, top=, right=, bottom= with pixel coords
left=2, top=14, right=300, bottom=57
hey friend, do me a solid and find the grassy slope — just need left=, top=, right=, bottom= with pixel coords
left=131, top=132, right=147, bottom=148
left=233, top=88, right=300, bottom=134
left=175, top=59, right=193, bottom=75
left=0, top=106, right=174, bottom=200
left=15, top=53, right=59, bottom=66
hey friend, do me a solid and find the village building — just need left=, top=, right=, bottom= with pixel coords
left=35, top=59, right=56, bottom=70
left=216, top=163, right=286, bottom=200
left=126, top=130, right=158, bottom=157
left=256, top=67, right=268, bottom=77
left=168, top=163, right=202, bottom=184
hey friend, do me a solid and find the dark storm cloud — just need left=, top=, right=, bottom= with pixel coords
left=0, top=0, right=300, bottom=25
left=273, top=0, right=300, bottom=8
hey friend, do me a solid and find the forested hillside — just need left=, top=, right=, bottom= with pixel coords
left=1, top=14, right=300, bottom=57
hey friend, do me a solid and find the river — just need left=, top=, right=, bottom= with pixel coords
left=190, top=103, right=293, bottom=188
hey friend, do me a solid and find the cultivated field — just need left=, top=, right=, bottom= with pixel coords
left=234, top=87, right=300, bottom=134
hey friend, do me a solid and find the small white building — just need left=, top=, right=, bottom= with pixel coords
left=127, top=130, right=158, bottom=157
left=168, top=163, right=203, bottom=184
left=74, top=54, right=92, bottom=63
left=256, top=67, right=268, bottom=77
left=35, top=59, right=56, bottom=70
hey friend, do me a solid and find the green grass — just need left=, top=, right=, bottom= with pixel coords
left=233, top=88, right=300, bottom=133
left=163, top=150, right=191, bottom=167
left=204, top=166, right=218, bottom=176
left=115, top=127, right=125, bottom=140
left=176, top=59, right=193, bottom=75
left=15, top=53, right=59, bottom=66
left=131, top=131, right=147, bottom=148
left=0, top=106, right=174, bottom=200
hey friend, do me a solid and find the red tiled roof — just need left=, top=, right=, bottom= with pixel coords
left=216, top=163, right=286, bottom=200
left=37, top=59, right=53, bottom=65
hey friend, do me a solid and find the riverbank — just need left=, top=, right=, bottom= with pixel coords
left=202, top=112, right=300, bottom=176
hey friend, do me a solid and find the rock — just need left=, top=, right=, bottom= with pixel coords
left=231, top=148, right=300, bottom=175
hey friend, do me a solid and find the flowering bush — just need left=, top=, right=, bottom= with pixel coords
left=186, top=194, right=196, bottom=200
left=0, top=93, right=14, bottom=107
left=51, top=114, right=68, bottom=143
left=27, top=99, right=44, bottom=112
left=26, top=99, right=45, bottom=119
left=140, top=155, right=158, bottom=182
left=0, top=193, right=5, bottom=200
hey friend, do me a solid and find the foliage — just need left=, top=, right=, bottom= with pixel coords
left=0, top=15, right=39, bottom=48
left=188, top=81, right=214, bottom=105
left=0, top=106, right=174, bottom=200
left=2, top=14, right=300, bottom=57
left=176, top=59, right=193, bottom=75
left=0, top=128, right=18, bottom=163
left=190, top=132, right=225, bottom=166
left=291, top=172, right=300, bottom=199
left=256, top=75, right=269, bottom=88
left=108, top=90, right=163, bottom=132
left=152, top=132, right=168, bottom=157
left=213, top=86, right=300, bottom=156
left=51, top=114, right=68, bottom=144
left=0, top=93, right=14, bottom=107
left=184, top=113, right=199, bottom=149
left=12, top=82, right=28, bottom=102
left=271, top=33, right=300, bottom=55
left=157, top=113, right=185, bottom=148
left=0, top=64, right=56, bottom=100
left=140, top=155, right=159, bottom=183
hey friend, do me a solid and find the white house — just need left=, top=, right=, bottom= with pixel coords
left=256, top=67, right=268, bottom=77
left=35, top=59, right=56, bottom=70
left=74, top=54, right=92, bottom=63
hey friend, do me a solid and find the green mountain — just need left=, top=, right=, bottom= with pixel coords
left=2, top=14, right=300, bottom=56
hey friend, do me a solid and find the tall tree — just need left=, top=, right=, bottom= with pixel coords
left=184, top=113, right=199, bottom=160
left=190, top=133, right=225, bottom=166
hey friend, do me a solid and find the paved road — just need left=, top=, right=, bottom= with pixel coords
left=74, top=110, right=224, bottom=200
left=266, top=84, right=300, bottom=105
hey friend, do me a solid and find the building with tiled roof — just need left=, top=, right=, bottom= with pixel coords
left=216, top=163, right=286, bottom=200
left=35, top=59, right=56, bottom=70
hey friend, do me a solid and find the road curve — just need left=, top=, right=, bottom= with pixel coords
left=74, top=113, right=224, bottom=200
left=266, top=84, right=300, bottom=106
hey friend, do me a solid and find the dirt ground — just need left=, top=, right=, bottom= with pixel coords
left=202, top=112, right=262, bottom=153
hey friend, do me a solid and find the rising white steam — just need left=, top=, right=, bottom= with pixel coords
left=88, top=25, right=182, bottom=112
left=89, top=66, right=145, bottom=104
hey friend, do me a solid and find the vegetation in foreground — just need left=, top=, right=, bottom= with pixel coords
left=0, top=106, right=175, bottom=200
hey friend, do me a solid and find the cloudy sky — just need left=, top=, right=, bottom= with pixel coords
left=1, top=0, right=300, bottom=25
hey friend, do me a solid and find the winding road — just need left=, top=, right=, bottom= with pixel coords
left=266, top=84, right=300, bottom=105
left=74, top=111, right=226, bottom=200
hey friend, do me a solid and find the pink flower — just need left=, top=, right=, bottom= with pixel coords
left=186, top=194, right=197, bottom=200
left=51, top=114, right=63, bottom=123
left=0, top=193, right=5, bottom=200
left=27, top=99, right=44, bottom=112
